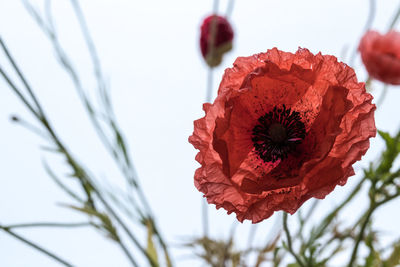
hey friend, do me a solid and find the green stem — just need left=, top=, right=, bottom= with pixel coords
left=0, top=36, right=45, bottom=117
left=388, top=1, right=400, bottom=30
left=375, top=85, right=388, bottom=107
left=4, top=222, right=91, bottom=229
left=0, top=226, right=73, bottom=267
left=347, top=204, right=376, bottom=267
left=307, top=176, right=366, bottom=246
left=225, top=0, right=235, bottom=18
left=89, top=181, right=159, bottom=267
left=283, top=213, right=305, bottom=267
left=115, top=239, right=140, bottom=267
left=0, top=63, right=40, bottom=120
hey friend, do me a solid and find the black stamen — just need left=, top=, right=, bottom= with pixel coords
left=252, top=105, right=306, bottom=163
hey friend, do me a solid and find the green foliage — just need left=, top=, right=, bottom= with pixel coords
left=382, top=240, right=400, bottom=267
left=375, top=130, right=400, bottom=177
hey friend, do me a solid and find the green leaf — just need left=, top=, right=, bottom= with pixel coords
left=145, top=219, right=159, bottom=266
left=378, top=130, right=394, bottom=146
left=376, top=130, right=400, bottom=176
left=383, top=240, right=400, bottom=267
left=365, top=251, right=382, bottom=267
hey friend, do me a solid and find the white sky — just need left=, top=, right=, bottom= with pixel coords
left=1, top=0, right=400, bottom=266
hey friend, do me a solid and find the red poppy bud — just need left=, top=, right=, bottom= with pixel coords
left=358, top=30, right=400, bottom=85
left=189, top=48, right=376, bottom=223
left=200, top=15, right=234, bottom=67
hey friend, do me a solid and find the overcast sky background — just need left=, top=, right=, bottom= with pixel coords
left=1, top=0, right=400, bottom=266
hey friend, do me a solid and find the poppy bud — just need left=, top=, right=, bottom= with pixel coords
left=358, top=30, right=400, bottom=85
left=200, top=15, right=234, bottom=67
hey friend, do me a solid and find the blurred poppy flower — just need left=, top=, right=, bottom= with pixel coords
left=200, top=15, right=234, bottom=67
left=358, top=30, right=400, bottom=85
left=189, top=48, right=376, bottom=223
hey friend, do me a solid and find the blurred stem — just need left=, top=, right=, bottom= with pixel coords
left=213, top=0, right=220, bottom=14
left=87, top=179, right=158, bottom=267
left=202, top=68, right=213, bottom=237
left=0, top=226, right=73, bottom=267
left=3, top=222, right=91, bottom=229
left=307, top=176, right=366, bottom=247
left=347, top=203, right=376, bottom=267
left=116, top=240, right=140, bottom=267
left=283, top=213, right=305, bottom=267
left=0, top=36, right=45, bottom=117
left=347, top=178, right=400, bottom=266
left=225, top=0, right=235, bottom=18
left=388, top=1, right=400, bottom=30
left=202, top=199, right=209, bottom=237
left=201, top=0, right=220, bottom=238
left=206, top=67, right=214, bottom=103
left=22, top=2, right=172, bottom=264
left=71, top=2, right=171, bottom=260
left=202, top=68, right=213, bottom=240
left=0, top=64, right=40, bottom=120
left=0, top=36, right=155, bottom=267
left=365, top=0, right=376, bottom=32
left=349, top=0, right=375, bottom=67
left=297, top=199, right=319, bottom=249
left=246, top=224, right=258, bottom=249
left=375, top=85, right=388, bottom=107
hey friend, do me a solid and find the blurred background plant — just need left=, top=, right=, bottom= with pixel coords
left=1, top=0, right=400, bottom=266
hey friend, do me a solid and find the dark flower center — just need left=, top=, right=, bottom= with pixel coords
left=252, top=105, right=306, bottom=163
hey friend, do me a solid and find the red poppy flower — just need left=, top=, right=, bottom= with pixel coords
left=358, top=30, right=400, bottom=85
left=189, top=48, right=376, bottom=223
left=200, top=15, right=234, bottom=67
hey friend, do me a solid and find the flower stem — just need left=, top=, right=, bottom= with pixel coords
left=206, top=67, right=214, bottom=103
left=375, top=84, right=388, bottom=107
left=349, top=0, right=376, bottom=67
left=0, top=226, right=74, bottom=267
left=0, top=36, right=45, bottom=117
left=307, top=176, right=366, bottom=247
left=225, top=0, right=235, bottom=18
left=388, top=1, right=400, bottom=30
left=90, top=183, right=159, bottom=267
left=3, top=222, right=91, bottom=229
left=347, top=204, right=376, bottom=267
left=283, top=213, right=305, bottom=267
